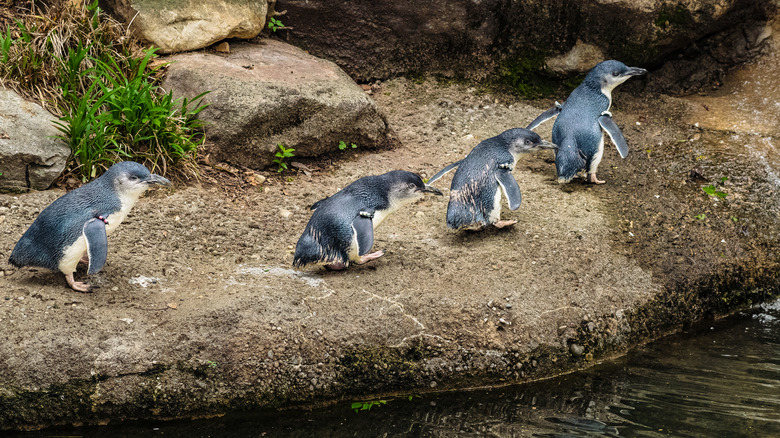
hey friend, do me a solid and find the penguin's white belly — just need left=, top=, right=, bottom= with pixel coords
left=489, top=187, right=503, bottom=224
left=57, top=192, right=141, bottom=274
left=589, top=135, right=605, bottom=174
left=347, top=228, right=361, bottom=262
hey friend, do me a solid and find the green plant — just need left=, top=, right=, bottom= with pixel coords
left=273, top=143, right=295, bottom=172
left=695, top=213, right=707, bottom=220
left=268, top=17, right=284, bottom=32
left=206, top=360, right=218, bottom=368
left=351, top=400, right=387, bottom=413
left=702, top=176, right=728, bottom=198
left=1, top=0, right=207, bottom=181
left=338, top=140, right=357, bottom=151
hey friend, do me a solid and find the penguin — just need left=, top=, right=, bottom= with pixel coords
left=9, top=161, right=171, bottom=292
left=527, top=60, right=646, bottom=184
left=427, top=128, right=556, bottom=230
left=293, top=170, right=442, bottom=270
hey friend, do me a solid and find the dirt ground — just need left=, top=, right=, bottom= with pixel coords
left=1, top=55, right=779, bottom=428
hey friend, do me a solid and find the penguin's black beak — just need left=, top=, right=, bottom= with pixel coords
left=625, top=67, right=647, bottom=76
left=146, top=174, right=172, bottom=187
left=536, top=140, right=558, bottom=150
left=421, top=185, right=443, bottom=196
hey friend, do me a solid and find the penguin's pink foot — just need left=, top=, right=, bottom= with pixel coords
left=356, top=250, right=386, bottom=265
left=494, top=220, right=518, bottom=228
left=65, top=273, right=92, bottom=292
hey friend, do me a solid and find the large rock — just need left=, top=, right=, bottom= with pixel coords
left=276, top=0, right=777, bottom=82
left=0, top=89, right=69, bottom=193
left=98, top=0, right=268, bottom=53
left=162, top=40, right=398, bottom=169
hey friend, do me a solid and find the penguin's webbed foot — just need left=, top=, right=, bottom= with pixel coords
left=357, top=250, right=385, bottom=265
left=65, top=273, right=93, bottom=293
left=494, top=220, right=518, bottom=228
left=588, top=173, right=606, bottom=184
left=324, top=262, right=348, bottom=271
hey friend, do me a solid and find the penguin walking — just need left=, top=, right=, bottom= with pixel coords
left=293, top=170, right=442, bottom=270
left=427, top=128, right=556, bottom=230
left=9, top=161, right=171, bottom=292
left=527, top=60, right=646, bottom=184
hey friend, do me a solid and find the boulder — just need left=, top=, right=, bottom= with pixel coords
left=98, top=0, right=268, bottom=53
left=276, top=0, right=777, bottom=82
left=161, top=39, right=398, bottom=169
left=0, top=89, right=69, bottom=193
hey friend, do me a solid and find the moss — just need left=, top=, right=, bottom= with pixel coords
left=655, top=5, right=693, bottom=30
left=492, top=51, right=583, bottom=99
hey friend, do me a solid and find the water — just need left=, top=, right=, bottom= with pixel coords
left=15, top=298, right=780, bottom=437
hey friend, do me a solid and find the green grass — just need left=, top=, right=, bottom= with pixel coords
left=0, top=0, right=208, bottom=181
left=273, top=143, right=295, bottom=172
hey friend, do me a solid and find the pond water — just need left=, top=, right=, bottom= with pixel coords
left=16, top=298, right=780, bottom=437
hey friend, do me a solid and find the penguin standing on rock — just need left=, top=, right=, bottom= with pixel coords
left=527, top=60, right=647, bottom=184
left=427, top=128, right=556, bottom=230
left=293, top=170, right=442, bottom=270
left=9, top=161, right=171, bottom=292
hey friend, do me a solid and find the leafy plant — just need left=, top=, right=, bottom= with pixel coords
left=268, top=17, right=285, bottom=32
left=0, top=0, right=207, bottom=181
left=338, top=140, right=357, bottom=151
left=351, top=400, right=387, bottom=413
left=702, top=176, right=728, bottom=198
left=273, top=143, right=295, bottom=172
left=695, top=213, right=707, bottom=220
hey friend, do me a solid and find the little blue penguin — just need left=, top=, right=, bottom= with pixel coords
left=9, top=161, right=171, bottom=292
left=527, top=60, right=646, bottom=184
left=427, top=128, right=556, bottom=230
left=293, top=170, right=442, bottom=270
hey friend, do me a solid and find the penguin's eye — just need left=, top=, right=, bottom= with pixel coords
left=612, top=71, right=620, bottom=77
left=129, top=175, right=140, bottom=182
left=524, top=139, right=532, bottom=146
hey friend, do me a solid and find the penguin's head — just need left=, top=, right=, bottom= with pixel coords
left=588, top=60, right=647, bottom=94
left=501, top=128, right=557, bottom=156
left=103, top=161, right=172, bottom=198
left=385, top=170, right=443, bottom=204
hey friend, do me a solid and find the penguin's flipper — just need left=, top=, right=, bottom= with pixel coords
left=526, top=101, right=563, bottom=130
left=427, top=160, right=463, bottom=185
left=496, top=167, right=522, bottom=211
left=310, top=196, right=329, bottom=210
left=83, top=218, right=108, bottom=275
left=353, top=211, right=375, bottom=256
left=598, top=114, right=629, bottom=158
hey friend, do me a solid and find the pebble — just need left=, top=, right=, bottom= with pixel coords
left=279, top=209, right=293, bottom=219
left=254, top=174, right=267, bottom=185
left=569, top=344, right=585, bottom=356
left=414, top=211, right=425, bottom=218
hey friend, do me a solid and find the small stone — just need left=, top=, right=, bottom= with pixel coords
left=267, top=350, right=274, bottom=359
left=254, top=173, right=266, bottom=185
left=569, top=344, right=585, bottom=356
left=167, top=302, right=178, bottom=310
left=414, top=211, right=425, bottom=218
left=111, top=286, right=119, bottom=292
left=215, top=41, right=230, bottom=53
left=429, top=381, right=437, bottom=388
left=279, top=209, right=293, bottom=219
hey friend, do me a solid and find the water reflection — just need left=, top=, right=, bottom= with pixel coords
left=15, top=299, right=780, bottom=437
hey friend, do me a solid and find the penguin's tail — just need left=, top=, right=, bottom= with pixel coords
left=554, top=137, right=585, bottom=183
left=293, top=230, right=344, bottom=267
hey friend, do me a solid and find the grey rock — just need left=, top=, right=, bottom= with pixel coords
left=162, top=40, right=398, bottom=169
left=0, top=89, right=69, bottom=193
left=277, top=0, right=777, bottom=81
left=99, top=0, right=268, bottom=53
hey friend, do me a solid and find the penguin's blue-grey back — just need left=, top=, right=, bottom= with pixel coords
left=9, top=170, right=123, bottom=270
left=552, top=68, right=611, bottom=180
left=446, top=135, right=514, bottom=228
left=294, top=172, right=405, bottom=266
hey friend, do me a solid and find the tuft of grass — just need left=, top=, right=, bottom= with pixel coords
left=273, top=143, right=295, bottom=172
left=1, top=0, right=208, bottom=181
